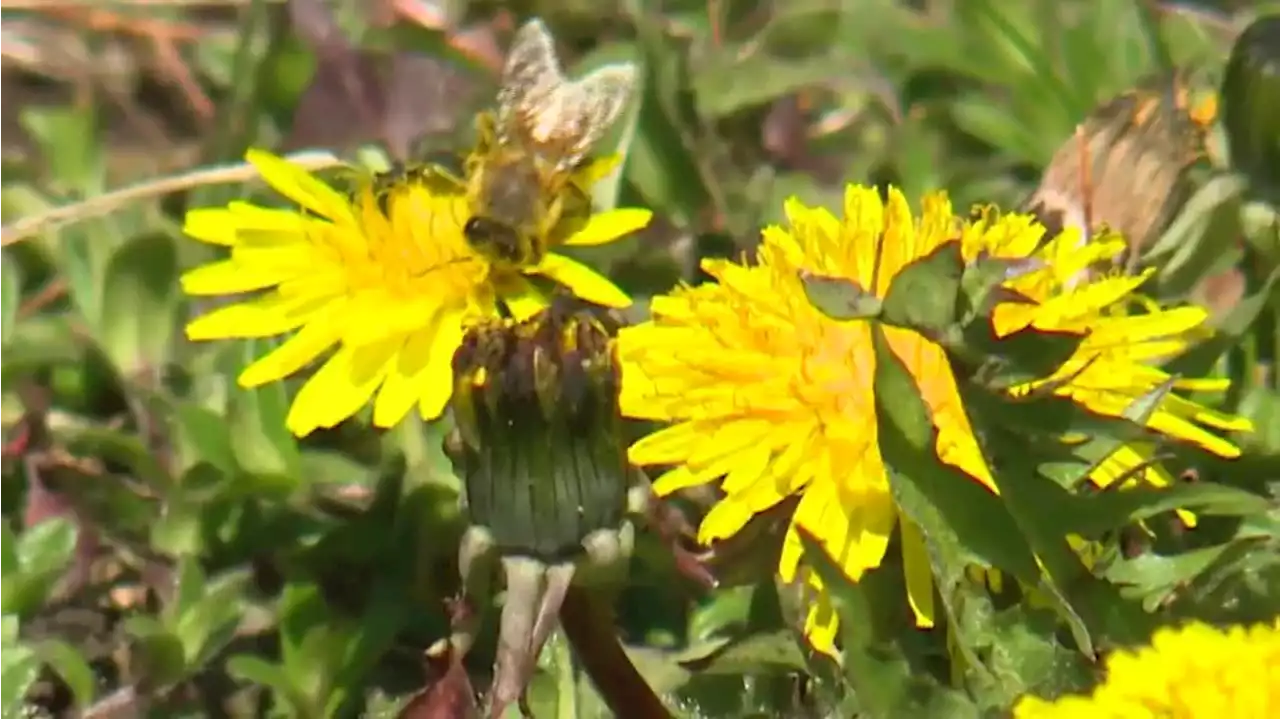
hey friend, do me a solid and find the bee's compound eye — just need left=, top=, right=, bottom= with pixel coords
left=463, top=216, right=487, bottom=240
left=464, top=217, right=524, bottom=264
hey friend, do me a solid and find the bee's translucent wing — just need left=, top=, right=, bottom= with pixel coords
left=553, top=63, right=638, bottom=169
left=496, top=18, right=638, bottom=169
left=497, top=19, right=564, bottom=143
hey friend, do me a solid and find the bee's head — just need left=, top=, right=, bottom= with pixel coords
left=464, top=216, right=536, bottom=266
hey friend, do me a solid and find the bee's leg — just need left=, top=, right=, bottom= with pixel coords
left=487, top=556, right=548, bottom=719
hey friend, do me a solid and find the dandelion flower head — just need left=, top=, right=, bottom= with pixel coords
left=618, top=184, right=1249, bottom=654
left=1014, top=619, right=1280, bottom=718
left=180, top=149, right=649, bottom=436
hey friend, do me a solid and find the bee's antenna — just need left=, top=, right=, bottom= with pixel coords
left=409, top=255, right=487, bottom=280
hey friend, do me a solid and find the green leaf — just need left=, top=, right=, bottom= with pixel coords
left=688, top=585, right=756, bottom=642
left=798, top=530, right=980, bottom=719
left=35, top=639, right=96, bottom=709
left=1066, top=482, right=1270, bottom=538
left=691, top=51, right=838, bottom=119
left=959, top=600, right=1096, bottom=711
left=880, top=242, right=963, bottom=335
left=150, top=498, right=205, bottom=558
left=679, top=631, right=808, bottom=676
left=964, top=0, right=1079, bottom=119
left=52, top=224, right=112, bottom=328
left=1, top=314, right=85, bottom=387
left=171, top=559, right=208, bottom=620
left=869, top=327, right=1098, bottom=656
left=1101, top=539, right=1261, bottom=612
left=20, top=106, right=104, bottom=196
left=961, top=325, right=1087, bottom=392
left=1238, top=386, right=1280, bottom=454
left=172, top=398, right=237, bottom=478
left=799, top=274, right=881, bottom=321
left=0, top=616, right=17, bottom=645
left=951, top=96, right=1052, bottom=166
left=1147, top=174, right=1246, bottom=297
left=226, top=338, right=302, bottom=489
left=967, top=420, right=1101, bottom=656
left=64, top=424, right=169, bottom=489
left=174, top=570, right=248, bottom=669
left=0, top=527, right=19, bottom=583
left=868, top=328, right=1042, bottom=586
left=625, top=15, right=709, bottom=227
left=16, top=518, right=77, bottom=576
left=322, top=570, right=416, bottom=716
left=123, top=616, right=187, bottom=688
left=228, top=655, right=309, bottom=714
left=1165, top=263, right=1280, bottom=378
left=1220, top=15, right=1280, bottom=196
left=278, top=583, right=348, bottom=708
left=1, top=617, right=40, bottom=717
left=1, top=255, right=19, bottom=346
left=98, top=232, right=180, bottom=377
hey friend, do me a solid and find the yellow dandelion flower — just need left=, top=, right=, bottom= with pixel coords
left=1014, top=619, right=1280, bottom=718
left=180, top=149, right=650, bottom=436
left=618, top=184, right=1248, bottom=655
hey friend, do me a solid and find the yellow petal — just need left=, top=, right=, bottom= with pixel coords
left=245, top=149, right=355, bottom=226
left=501, top=276, right=550, bottom=322
left=183, top=208, right=239, bottom=246
left=900, top=518, right=936, bottom=628
left=417, top=309, right=468, bottom=421
left=186, top=291, right=331, bottom=340
left=371, top=307, right=463, bottom=427
left=719, top=441, right=773, bottom=494
left=180, top=259, right=299, bottom=296
left=650, top=466, right=703, bottom=495
left=532, top=253, right=631, bottom=308
left=562, top=208, right=653, bottom=246
left=573, top=154, right=623, bottom=186
left=793, top=479, right=896, bottom=587
left=237, top=306, right=344, bottom=386
left=884, top=326, right=996, bottom=492
left=803, top=589, right=841, bottom=657
left=342, top=290, right=440, bottom=347
left=371, top=333, right=432, bottom=428
left=286, top=338, right=399, bottom=436
left=628, top=421, right=709, bottom=465
left=699, top=497, right=758, bottom=543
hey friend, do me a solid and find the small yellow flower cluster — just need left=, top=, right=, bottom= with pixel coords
left=180, top=150, right=648, bottom=435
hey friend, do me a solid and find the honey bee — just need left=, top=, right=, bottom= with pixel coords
left=459, top=18, right=638, bottom=268
left=1021, top=71, right=1216, bottom=264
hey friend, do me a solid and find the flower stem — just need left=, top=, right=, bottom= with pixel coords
left=558, top=584, right=673, bottom=719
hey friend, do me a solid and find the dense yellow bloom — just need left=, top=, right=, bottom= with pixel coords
left=180, top=149, right=649, bottom=436
left=1015, top=619, right=1280, bottom=718
left=618, top=184, right=1249, bottom=655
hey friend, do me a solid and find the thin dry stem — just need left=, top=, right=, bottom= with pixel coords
left=1, top=150, right=346, bottom=246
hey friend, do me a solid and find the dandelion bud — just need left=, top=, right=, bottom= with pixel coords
left=449, top=300, right=628, bottom=560
left=1221, top=15, right=1280, bottom=195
